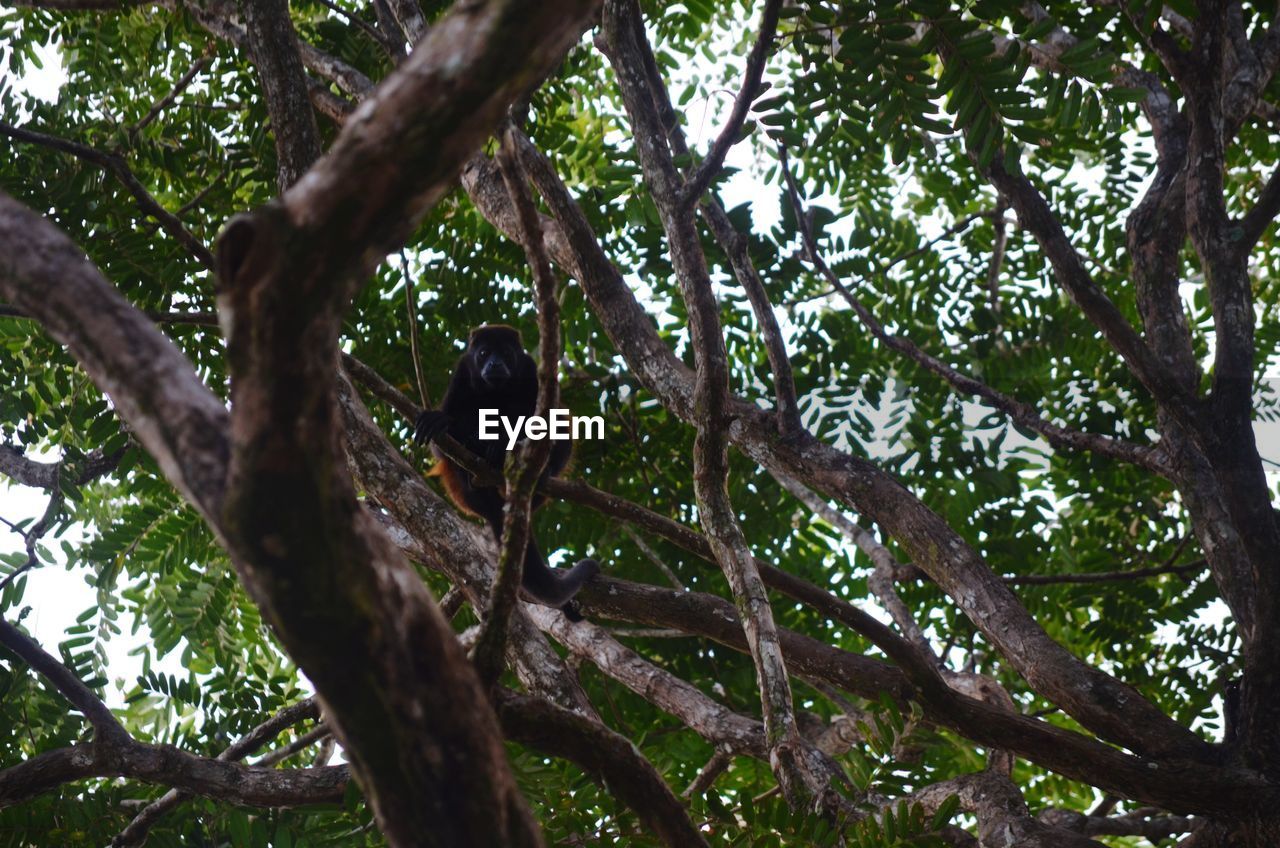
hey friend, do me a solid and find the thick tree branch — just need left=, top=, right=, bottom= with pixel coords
left=155, top=0, right=375, bottom=98
left=0, top=444, right=124, bottom=492
left=1237, top=162, right=1280, bottom=253
left=603, top=0, right=834, bottom=806
left=0, top=192, right=230, bottom=520
left=911, top=771, right=1110, bottom=848
left=239, top=0, right=323, bottom=192
left=382, top=0, right=430, bottom=44
left=215, top=6, right=598, bottom=838
left=0, top=621, right=346, bottom=811
left=984, top=160, right=1200, bottom=427
left=0, top=742, right=349, bottom=810
left=1174, top=0, right=1280, bottom=777
left=0, top=617, right=128, bottom=746
left=1038, top=805, right=1195, bottom=841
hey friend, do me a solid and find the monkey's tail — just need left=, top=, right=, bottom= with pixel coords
left=522, top=539, right=599, bottom=621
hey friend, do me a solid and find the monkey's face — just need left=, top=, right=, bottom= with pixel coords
left=471, top=341, right=516, bottom=390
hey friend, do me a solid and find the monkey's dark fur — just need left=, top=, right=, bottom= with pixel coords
left=414, top=325, right=599, bottom=620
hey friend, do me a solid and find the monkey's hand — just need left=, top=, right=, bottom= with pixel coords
left=413, top=410, right=451, bottom=445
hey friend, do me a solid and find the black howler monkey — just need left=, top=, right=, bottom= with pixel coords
left=414, top=325, right=599, bottom=620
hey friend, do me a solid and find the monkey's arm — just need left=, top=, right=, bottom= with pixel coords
left=413, top=362, right=472, bottom=446
left=413, top=410, right=451, bottom=445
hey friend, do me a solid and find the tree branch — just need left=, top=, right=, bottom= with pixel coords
left=1236, top=160, right=1280, bottom=256
left=239, top=0, right=323, bottom=192
left=112, top=698, right=321, bottom=847
left=0, top=617, right=128, bottom=746
left=911, top=771, right=1110, bottom=848
left=0, top=742, right=349, bottom=810
left=473, top=126, right=565, bottom=687
left=382, top=0, right=430, bottom=44
left=0, top=192, right=230, bottom=521
left=678, top=0, right=782, bottom=207
left=494, top=688, right=709, bottom=848
left=0, top=443, right=124, bottom=492
left=0, top=621, right=346, bottom=811
left=781, top=151, right=1170, bottom=476
left=128, top=52, right=213, bottom=140
left=609, top=30, right=801, bottom=434
left=775, top=472, right=939, bottom=662
left=984, top=159, right=1201, bottom=428
left=0, top=120, right=215, bottom=269
left=603, top=0, right=839, bottom=806
left=154, top=0, right=376, bottom=99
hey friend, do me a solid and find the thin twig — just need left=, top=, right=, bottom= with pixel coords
left=401, top=251, right=430, bottom=409
left=622, top=525, right=685, bottom=590
left=128, top=53, right=213, bottom=140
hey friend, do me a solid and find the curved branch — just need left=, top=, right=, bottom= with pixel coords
left=984, top=160, right=1200, bottom=429
left=1237, top=160, right=1280, bottom=253
left=495, top=689, right=710, bottom=848
left=603, top=0, right=832, bottom=807
left=0, top=618, right=128, bottom=746
left=0, top=622, right=346, bottom=812
left=473, top=127, right=565, bottom=686
left=0, top=444, right=124, bottom=491
left=0, top=191, right=230, bottom=523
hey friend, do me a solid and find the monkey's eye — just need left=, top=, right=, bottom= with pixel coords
left=475, top=345, right=491, bottom=360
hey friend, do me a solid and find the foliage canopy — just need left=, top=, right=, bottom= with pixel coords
left=1, top=0, right=1278, bottom=846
